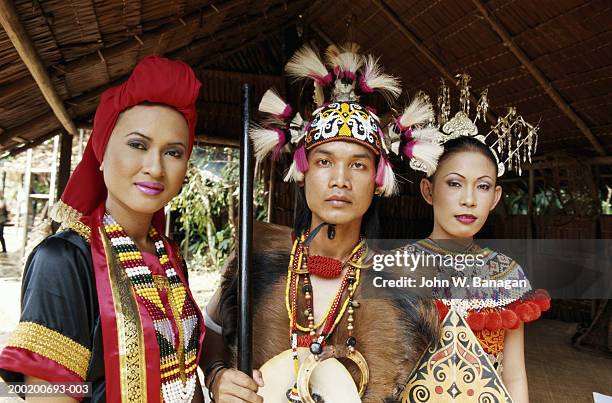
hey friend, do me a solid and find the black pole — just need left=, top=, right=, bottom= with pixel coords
left=237, top=83, right=253, bottom=374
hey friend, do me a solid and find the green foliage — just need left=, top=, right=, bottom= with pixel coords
left=602, top=186, right=612, bottom=215
left=502, top=186, right=604, bottom=216
left=170, top=147, right=267, bottom=271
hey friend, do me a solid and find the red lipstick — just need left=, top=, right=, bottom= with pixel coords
left=455, top=214, right=477, bottom=224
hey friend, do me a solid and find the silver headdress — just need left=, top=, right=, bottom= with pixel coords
left=436, top=73, right=539, bottom=176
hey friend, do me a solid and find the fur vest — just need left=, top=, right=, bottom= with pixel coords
left=218, top=243, right=440, bottom=402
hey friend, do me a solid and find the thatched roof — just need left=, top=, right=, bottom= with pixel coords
left=0, top=0, right=611, bottom=164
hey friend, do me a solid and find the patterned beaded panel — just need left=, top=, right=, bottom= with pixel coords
left=403, top=311, right=512, bottom=403
left=103, top=214, right=200, bottom=403
left=306, top=102, right=382, bottom=156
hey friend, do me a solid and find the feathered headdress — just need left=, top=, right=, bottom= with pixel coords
left=250, top=43, right=444, bottom=196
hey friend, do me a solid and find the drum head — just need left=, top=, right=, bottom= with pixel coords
left=258, top=348, right=360, bottom=403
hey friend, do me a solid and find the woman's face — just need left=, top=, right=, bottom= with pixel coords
left=304, top=141, right=376, bottom=228
left=102, top=104, right=189, bottom=217
left=420, top=150, right=502, bottom=239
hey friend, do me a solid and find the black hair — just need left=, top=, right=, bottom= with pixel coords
left=293, top=184, right=380, bottom=239
left=431, top=136, right=498, bottom=180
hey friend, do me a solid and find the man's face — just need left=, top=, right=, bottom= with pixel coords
left=303, top=141, right=377, bottom=227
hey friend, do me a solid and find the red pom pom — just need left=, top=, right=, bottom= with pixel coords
left=500, top=309, right=519, bottom=329
left=534, top=288, right=550, bottom=299
left=514, top=303, right=534, bottom=322
left=485, top=311, right=503, bottom=330
left=514, top=301, right=542, bottom=322
left=435, top=300, right=449, bottom=320
left=525, top=301, right=541, bottom=321
left=532, top=294, right=551, bottom=312
left=466, top=311, right=486, bottom=331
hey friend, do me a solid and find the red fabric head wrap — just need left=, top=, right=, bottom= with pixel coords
left=52, top=56, right=201, bottom=229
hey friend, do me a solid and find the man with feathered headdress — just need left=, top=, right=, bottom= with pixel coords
left=200, top=43, right=445, bottom=402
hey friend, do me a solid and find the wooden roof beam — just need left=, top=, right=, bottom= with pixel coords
left=524, top=156, right=612, bottom=170
left=471, top=0, right=607, bottom=157
left=0, top=0, right=77, bottom=136
left=372, top=0, right=497, bottom=126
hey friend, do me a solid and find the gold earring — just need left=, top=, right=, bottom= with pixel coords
left=374, top=188, right=382, bottom=196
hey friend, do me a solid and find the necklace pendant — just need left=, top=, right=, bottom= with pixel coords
left=309, top=341, right=323, bottom=355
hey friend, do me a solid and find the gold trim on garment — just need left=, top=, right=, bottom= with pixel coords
left=50, top=200, right=83, bottom=229
left=101, top=229, right=148, bottom=402
left=7, top=322, right=91, bottom=379
left=68, top=221, right=92, bottom=243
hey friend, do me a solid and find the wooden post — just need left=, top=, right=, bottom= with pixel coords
left=48, top=135, right=59, bottom=209
left=267, top=159, right=276, bottom=223
left=56, top=132, right=73, bottom=199
left=527, top=167, right=534, bottom=239
left=0, top=0, right=77, bottom=136
left=20, top=149, right=32, bottom=256
left=78, top=128, right=84, bottom=161
left=51, top=131, right=72, bottom=232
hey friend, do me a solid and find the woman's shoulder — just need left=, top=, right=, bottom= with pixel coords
left=484, top=250, right=525, bottom=279
left=33, top=229, right=90, bottom=256
left=24, top=228, right=93, bottom=281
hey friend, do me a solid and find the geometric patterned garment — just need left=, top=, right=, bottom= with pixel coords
left=406, top=239, right=533, bottom=374
left=402, top=310, right=513, bottom=402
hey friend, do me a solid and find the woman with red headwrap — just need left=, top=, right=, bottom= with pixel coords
left=0, top=56, right=209, bottom=402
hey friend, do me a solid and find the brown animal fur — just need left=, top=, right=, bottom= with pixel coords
left=219, top=221, right=440, bottom=402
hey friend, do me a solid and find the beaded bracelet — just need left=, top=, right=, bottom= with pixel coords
left=205, top=360, right=229, bottom=402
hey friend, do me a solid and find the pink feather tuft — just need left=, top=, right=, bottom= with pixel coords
left=272, top=129, right=286, bottom=161
left=294, top=145, right=309, bottom=173
left=280, top=104, right=293, bottom=119
left=359, top=74, right=373, bottom=93
left=375, top=157, right=398, bottom=196
left=401, top=126, right=414, bottom=140
left=402, top=140, right=416, bottom=159
left=319, top=72, right=333, bottom=86
left=375, top=157, right=387, bottom=187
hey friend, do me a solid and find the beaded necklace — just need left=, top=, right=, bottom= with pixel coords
left=284, top=232, right=365, bottom=401
left=103, top=214, right=200, bottom=403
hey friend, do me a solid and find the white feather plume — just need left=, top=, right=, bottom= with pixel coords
left=325, top=44, right=363, bottom=75
left=398, top=97, right=434, bottom=129
left=410, top=127, right=445, bottom=143
left=360, top=55, right=401, bottom=102
left=378, top=162, right=398, bottom=197
left=250, top=125, right=282, bottom=162
left=408, top=139, right=444, bottom=177
left=410, top=128, right=444, bottom=176
left=258, top=88, right=291, bottom=117
left=283, top=160, right=305, bottom=183
left=285, top=45, right=329, bottom=83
